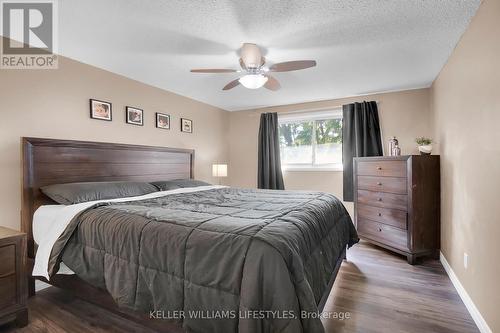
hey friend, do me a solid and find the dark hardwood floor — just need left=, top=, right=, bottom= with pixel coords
left=322, top=241, right=478, bottom=333
left=0, top=241, right=478, bottom=333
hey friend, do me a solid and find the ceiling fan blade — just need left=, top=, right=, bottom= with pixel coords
left=190, top=69, right=237, bottom=73
left=269, top=60, right=317, bottom=72
left=264, top=75, right=281, bottom=91
left=222, top=79, right=240, bottom=90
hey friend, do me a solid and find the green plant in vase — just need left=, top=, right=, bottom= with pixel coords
left=415, top=137, right=433, bottom=155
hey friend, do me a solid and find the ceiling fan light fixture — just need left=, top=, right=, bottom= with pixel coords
left=238, top=74, right=268, bottom=89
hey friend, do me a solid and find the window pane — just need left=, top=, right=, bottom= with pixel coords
left=279, top=121, right=313, bottom=164
left=315, top=119, right=342, bottom=165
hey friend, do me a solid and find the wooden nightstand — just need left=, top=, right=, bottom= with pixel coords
left=0, top=227, right=28, bottom=327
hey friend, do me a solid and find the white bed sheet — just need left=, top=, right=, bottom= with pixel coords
left=33, top=185, right=226, bottom=280
left=33, top=205, right=75, bottom=275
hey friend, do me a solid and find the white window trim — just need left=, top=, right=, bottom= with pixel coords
left=278, top=108, right=343, bottom=172
left=282, top=164, right=343, bottom=172
left=278, top=108, right=342, bottom=123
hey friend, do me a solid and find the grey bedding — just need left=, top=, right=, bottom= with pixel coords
left=49, top=187, right=358, bottom=333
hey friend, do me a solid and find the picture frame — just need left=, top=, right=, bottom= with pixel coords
left=156, top=113, right=170, bottom=130
left=89, top=99, right=112, bottom=121
left=181, top=118, right=193, bottom=133
left=126, top=106, right=144, bottom=126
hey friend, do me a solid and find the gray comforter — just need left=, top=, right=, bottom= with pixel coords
left=49, top=187, right=358, bottom=333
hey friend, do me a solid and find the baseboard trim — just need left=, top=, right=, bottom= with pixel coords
left=440, top=252, right=492, bottom=333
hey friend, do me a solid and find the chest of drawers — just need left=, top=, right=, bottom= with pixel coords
left=353, top=155, right=440, bottom=264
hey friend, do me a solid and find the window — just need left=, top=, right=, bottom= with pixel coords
left=279, top=109, right=342, bottom=171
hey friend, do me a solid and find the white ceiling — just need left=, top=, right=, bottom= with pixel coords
left=57, top=0, right=480, bottom=111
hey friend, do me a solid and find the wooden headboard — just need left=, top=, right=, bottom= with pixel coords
left=21, top=137, right=194, bottom=258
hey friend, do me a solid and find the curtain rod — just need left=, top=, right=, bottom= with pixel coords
left=277, top=101, right=380, bottom=116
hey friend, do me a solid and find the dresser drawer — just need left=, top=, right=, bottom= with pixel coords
left=357, top=204, right=407, bottom=230
left=357, top=218, right=408, bottom=251
left=0, top=244, right=15, bottom=277
left=357, top=190, right=407, bottom=211
left=358, top=176, right=407, bottom=194
left=357, top=160, right=407, bottom=178
left=0, top=275, right=16, bottom=310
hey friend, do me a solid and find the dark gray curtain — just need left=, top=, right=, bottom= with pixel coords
left=258, top=113, right=285, bottom=190
left=342, top=101, right=383, bottom=201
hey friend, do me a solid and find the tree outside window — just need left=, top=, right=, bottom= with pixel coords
left=279, top=116, right=342, bottom=169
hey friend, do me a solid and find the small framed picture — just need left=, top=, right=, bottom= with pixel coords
left=156, top=113, right=170, bottom=130
left=126, top=106, right=143, bottom=126
left=90, top=99, right=112, bottom=121
left=181, top=118, right=193, bottom=133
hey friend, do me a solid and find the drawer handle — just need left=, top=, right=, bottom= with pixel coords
left=377, top=182, right=382, bottom=185
left=377, top=166, right=382, bottom=170
left=377, top=198, right=382, bottom=201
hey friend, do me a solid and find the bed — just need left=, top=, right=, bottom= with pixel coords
left=21, top=137, right=358, bottom=333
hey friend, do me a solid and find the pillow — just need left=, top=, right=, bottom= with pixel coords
left=41, top=181, right=159, bottom=205
left=151, top=179, right=211, bottom=191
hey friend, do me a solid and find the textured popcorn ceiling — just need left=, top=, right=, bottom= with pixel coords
left=58, top=0, right=481, bottom=111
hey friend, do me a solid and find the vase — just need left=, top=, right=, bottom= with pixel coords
left=388, top=136, right=398, bottom=156
left=418, top=145, right=432, bottom=155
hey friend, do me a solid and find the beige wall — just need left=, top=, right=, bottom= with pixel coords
left=228, top=88, right=432, bottom=217
left=0, top=54, right=229, bottom=231
left=431, top=0, right=499, bottom=331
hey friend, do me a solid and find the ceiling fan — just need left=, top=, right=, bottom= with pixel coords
left=190, top=43, right=317, bottom=91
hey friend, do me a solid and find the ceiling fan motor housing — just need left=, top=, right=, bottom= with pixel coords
left=241, top=43, right=262, bottom=69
